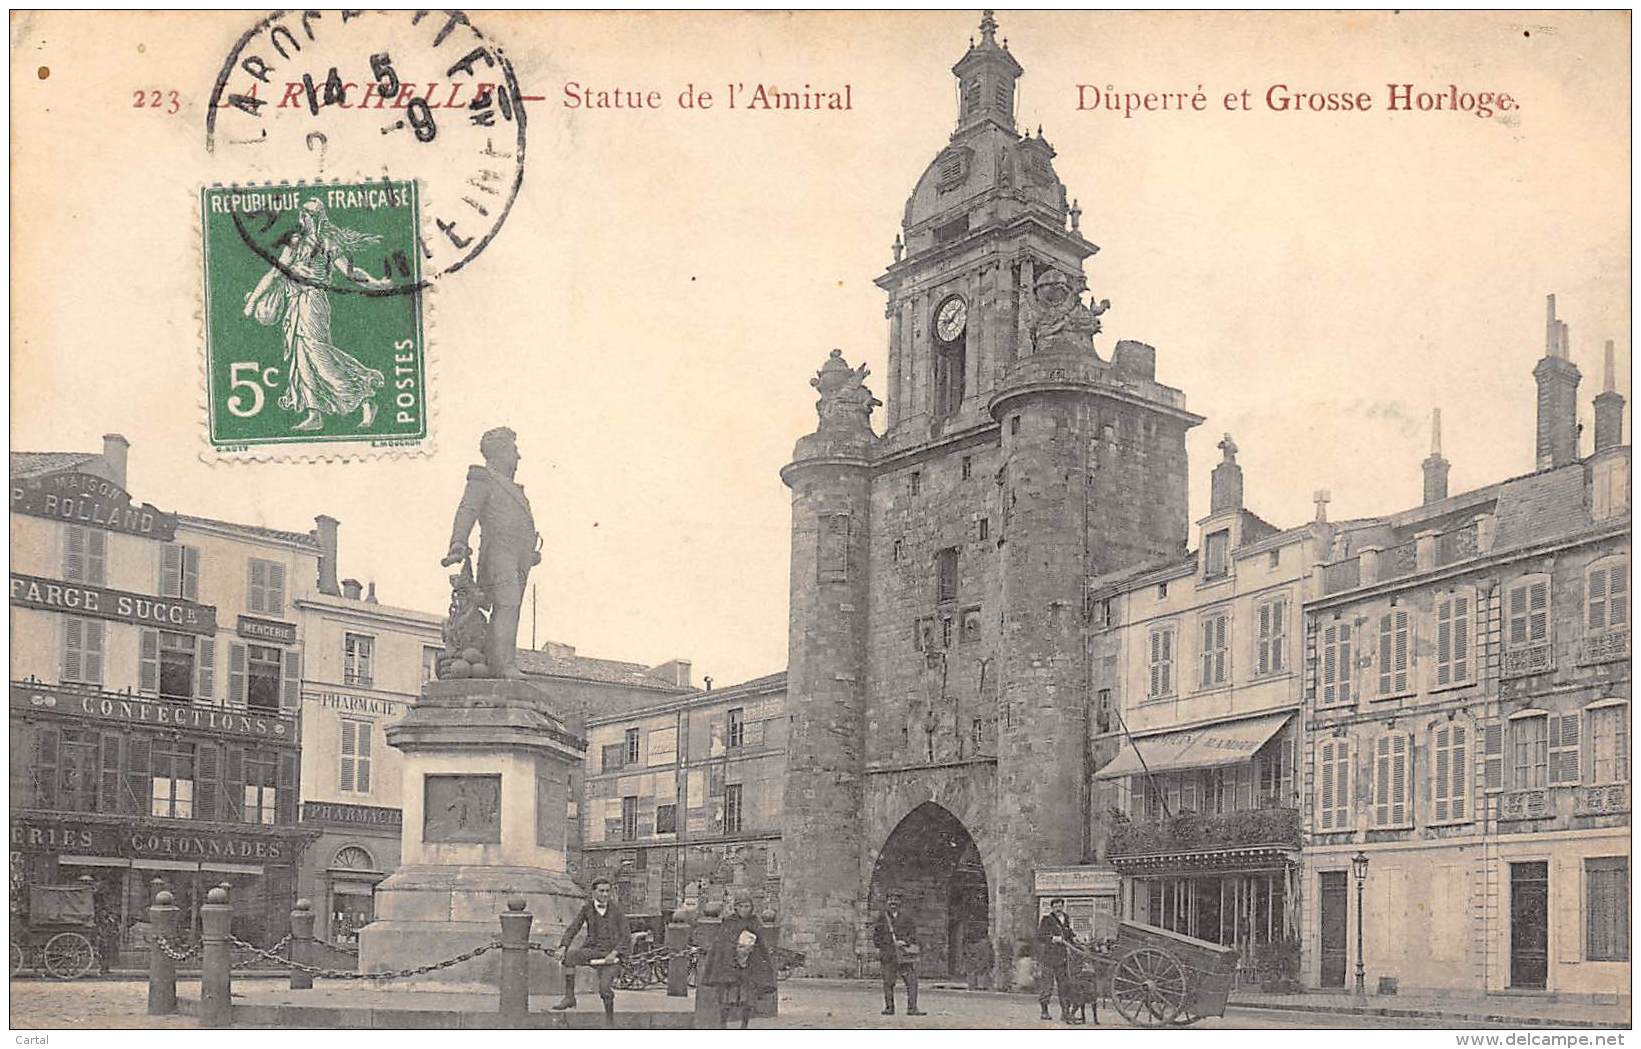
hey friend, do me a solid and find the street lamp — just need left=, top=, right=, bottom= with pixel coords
left=1351, top=850, right=1369, bottom=996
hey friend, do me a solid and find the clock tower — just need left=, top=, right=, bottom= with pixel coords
left=781, top=12, right=1203, bottom=980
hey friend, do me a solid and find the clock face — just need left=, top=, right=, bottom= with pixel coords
left=936, top=297, right=968, bottom=342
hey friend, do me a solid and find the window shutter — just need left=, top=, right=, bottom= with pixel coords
left=139, top=629, right=159, bottom=694
left=249, top=560, right=266, bottom=612
left=269, top=562, right=286, bottom=614
left=34, top=727, right=59, bottom=807
left=99, top=732, right=122, bottom=813
left=1150, top=631, right=1162, bottom=695
left=357, top=724, right=372, bottom=793
left=1437, top=600, right=1453, bottom=686
left=1589, top=568, right=1610, bottom=630
left=1393, top=610, right=1410, bottom=692
left=339, top=720, right=356, bottom=792
left=1391, top=734, right=1411, bottom=825
left=282, top=650, right=302, bottom=710
left=1336, top=741, right=1352, bottom=828
left=162, top=544, right=182, bottom=597
left=1549, top=713, right=1581, bottom=785
left=182, top=546, right=199, bottom=601
left=1322, top=626, right=1338, bottom=703
left=1453, top=596, right=1469, bottom=681
left=1508, top=584, right=1527, bottom=645
left=84, top=621, right=104, bottom=685
left=277, top=753, right=297, bottom=824
left=1483, top=721, right=1504, bottom=792
left=1160, top=630, right=1172, bottom=695
left=196, top=743, right=219, bottom=821
left=1528, top=580, right=1549, bottom=642
left=87, top=529, right=106, bottom=585
left=1374, top=736, right=1392, bottom=826
left=229, top=643, right=247, bottom=705
left=222, top=746, right=244, bottom=821
left=1378, top=614, right=1393, bottom=694
left=197, top=638, right=215, bottom=700
left=1201, top=619, right=1214, bottom=685
left=1433, top=726, right=1451, bottom=822
left=124, top=736, right=150, bottom=813
left=61, top=618, right=83, bottom=683
left=1319, top=742, right=1336, bottom=830
left=64, top=526, right=86, bottom=581
left=1612, top=568, right=1629, bottom=628
left=1451, top=724, right=1467, bottom=820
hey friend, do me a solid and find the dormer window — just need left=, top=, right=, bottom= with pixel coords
left=1204, top=530, right=1230, bottom=579
left=934, top=215, right=970, bottom=245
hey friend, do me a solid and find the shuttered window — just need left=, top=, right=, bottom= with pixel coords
left=160, top=544, right=200, bottom=600
left=99, top=733, right=123, bottom=814
left=1320, top=622, right=1353, bottom=706
left=1511, top=714, right=1549, bottom=789
left=1200, top=613, right=1228, bottom=687
left=1256, top=598, right=1287, bottom=676
left=935, top=547, right=959, bottom=605
left=63, top=525, right=107, bottom=584
left=243, top=750, right=277, bottom=825
left=58, top=729, right=100, bottom=813
left=343, top=633, right=375, bottom=687
left=340, top=719, right=372, bottom=794
left=1316, top=738, right=1351, bottom=831
left=248, top=558, right=286, bottom=615
left=1507, top=577, right=1550, bottom=647
left=1436, top=592, right=1471, bottom=686
left=1483, top=720, right=1505, bottom=792
left=34, top=727, right=60, bottom=808
left=1586, top=857, right=1630, bottom=962
left=1589, top=704, right=1630, bottom=784
left=196, top=743, right=220, bottom=822
left=1377, top=609, right=1410, bottom=695
left=1432, top=723, right=1469, bottom=823
left=1148, top=626, right=1175, bottom=697
left=1547, top=712, right=1581, bottom=786
left=150, top=740, right=196, bottom=819
left=1587, top=561, right=1629, bottom=632
left=1372, top=733, right=1413, bottom=827
left=61, top=617, right=105, bottom=685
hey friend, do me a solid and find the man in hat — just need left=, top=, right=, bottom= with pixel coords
left=443, top=426, right=541, bottom=679
left=873, top=892, right=924, bottom=1016
left=1036, top=897, right=1079, bottom=1023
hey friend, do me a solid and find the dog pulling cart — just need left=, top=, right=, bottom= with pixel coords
left=1068, top=919, right=1239, bottom=1027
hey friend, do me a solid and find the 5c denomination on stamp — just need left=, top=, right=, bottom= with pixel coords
left=201, top=181, right=426, bottom=455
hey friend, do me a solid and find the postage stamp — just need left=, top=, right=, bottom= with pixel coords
left=199, top=180, right=427, bottom=453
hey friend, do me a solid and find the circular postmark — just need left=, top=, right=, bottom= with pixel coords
left=206, top=10, right=527, bottom=293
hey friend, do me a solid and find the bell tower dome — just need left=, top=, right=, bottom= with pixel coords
left=952, top=10, right=1022, bottom=136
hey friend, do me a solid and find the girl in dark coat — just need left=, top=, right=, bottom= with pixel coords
left=701, top=894, right=777, bottom=1029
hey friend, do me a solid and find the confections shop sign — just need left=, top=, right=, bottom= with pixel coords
left=11, top=818, right=291, bottom=862
left=10, top=573, right=217, bottom=635
left=10, top=471, right=177, bottom=540
left=301, top=801, right=402, bottom=828
left=11, top=683, right=294, bottom=741
left=237, top=615, right=298, bottom=645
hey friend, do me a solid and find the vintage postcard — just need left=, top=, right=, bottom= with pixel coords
left=8, top=10, right=1631, bottom=1036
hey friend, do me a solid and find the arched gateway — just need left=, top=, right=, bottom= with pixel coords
left=867, top=803, right=989, bottom=978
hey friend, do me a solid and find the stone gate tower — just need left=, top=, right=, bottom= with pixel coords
left=780, top=11, right=1202, bottom=978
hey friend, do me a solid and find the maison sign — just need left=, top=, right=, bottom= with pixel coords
left=10, top=471, right=177, bottom=541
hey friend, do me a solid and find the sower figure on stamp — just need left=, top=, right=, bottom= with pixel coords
left=1037, top=897, right=1079, bottom=1023
left=442, top=427, right=542, bottom=679
left=551, top=877, right=628, bottom=1026
left=874, top=892, right=925, bottom=1016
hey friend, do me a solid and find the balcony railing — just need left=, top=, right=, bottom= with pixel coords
left=1322, top=559, right=1360, bottom=595
left=1108, top=806, right=1301, bottom=858
left=1580, top=630, right=1630, bottom=666
left=1501, top=641, right=1554, bottom=679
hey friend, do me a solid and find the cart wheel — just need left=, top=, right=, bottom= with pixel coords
left=11, top=943, right=25, bottom=977
left=1168, top=1009, right=1202, bottom=1026
left=43, top=933, right=95, bottom=980
left=1109, top=946, right=1185, bottom=1027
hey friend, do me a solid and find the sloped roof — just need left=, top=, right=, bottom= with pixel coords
left=518, top=648, right=691, bottom=692
left=1491, top=463, right=1592, bottom=551
left=10, top=451, right=99, bottom=479
left=177, top=513, right=320, bottom=550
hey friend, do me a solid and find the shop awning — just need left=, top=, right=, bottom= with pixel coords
left=1095, top=712, right=1292, bottom=780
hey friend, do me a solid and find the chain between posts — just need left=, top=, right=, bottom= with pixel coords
left=227, top=936, right=500, bottom=980
left=152, top=936, right=203, bottom=962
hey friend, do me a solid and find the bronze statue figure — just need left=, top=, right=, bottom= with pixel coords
left=441, top=427, right=542, bottom=679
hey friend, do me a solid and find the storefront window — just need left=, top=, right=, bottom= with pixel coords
left=246, top=645, right=282, bottom=712
left=151, top=741, right=196, bottom=818
left=159, top=632, right=197, bottom=700
left=59, top=729, right=100, bottom=813
left=243, top=750, right=277, bottom=825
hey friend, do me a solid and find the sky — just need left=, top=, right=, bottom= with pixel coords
left=10, top=11, right=1631, bottom=688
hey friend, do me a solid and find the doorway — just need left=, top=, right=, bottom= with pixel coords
left=1319, top=871, right=1348, bottom=988
left=1510, top=862, right=1549, bottom=989
left=868, top=802, right=989, bottom=979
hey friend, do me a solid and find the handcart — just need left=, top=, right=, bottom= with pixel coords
left=1069, top=919, right=1238, bottom=1027
left=10, top=883, right=99, bottom=980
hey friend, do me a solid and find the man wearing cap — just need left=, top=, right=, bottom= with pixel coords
left=1036, top=897, right=1079, bottom=1023
left=873, top=892, right=925, bottom=1016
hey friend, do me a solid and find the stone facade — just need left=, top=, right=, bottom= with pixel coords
left=780, top=15, right=1202, bottom=979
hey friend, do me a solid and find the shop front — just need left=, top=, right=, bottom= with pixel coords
left=1034, top=866, right=1121, bottom=942
left=9, top=814, right=313, bottom=963
left=297, top=800, right=402, bottom=946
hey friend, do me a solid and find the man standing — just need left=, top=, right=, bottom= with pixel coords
left=552, top=877, right=629, bottom=1027
left=443, top=426, right=541, bottom=679
left=1036, top=897, right=1079, bottom=1023
left=873, top=892, right=925, bottom=1017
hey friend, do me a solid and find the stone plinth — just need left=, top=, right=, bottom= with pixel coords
left=359, top=678, right=587, bottom=991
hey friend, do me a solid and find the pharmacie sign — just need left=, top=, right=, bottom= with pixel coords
left=11, top=471, right=177, bottom=540
left=11, top=683, right=294, bottom=742
left=9, top=573, right=217, bottom=635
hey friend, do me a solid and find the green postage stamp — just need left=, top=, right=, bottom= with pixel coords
left=200, top=180, right=428, bottom=458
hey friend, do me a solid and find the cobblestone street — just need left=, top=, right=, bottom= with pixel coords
left=9, top=976, right=1537, bottom=1031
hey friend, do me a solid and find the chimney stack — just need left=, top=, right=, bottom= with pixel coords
left=1209, top=433, right=1243, bottom=513
left=341, top=578, right=363, bottom=600
left=365, top=581, right=378, bottom=604
left=312, top=515, right=341, bottom=596
left=101, top=434, right=129, bottom=489
left=1593, top=340, right=1626, bottom=452
left=1422, top=408, right=1450, bottom=504
left=1534, top=294, right=1582, bottom=469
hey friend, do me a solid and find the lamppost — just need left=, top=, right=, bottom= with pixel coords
left=1351, top=850, right=1369, bottom=995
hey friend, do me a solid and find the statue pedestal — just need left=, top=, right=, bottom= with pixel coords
left=359, top=678, right=587, bottom=991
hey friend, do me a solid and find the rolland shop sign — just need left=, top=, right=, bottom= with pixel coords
left=10, top=471, right=178, bottom=540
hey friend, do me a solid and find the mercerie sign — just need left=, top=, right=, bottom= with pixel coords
left=10, top=471, right=177, bottom=540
